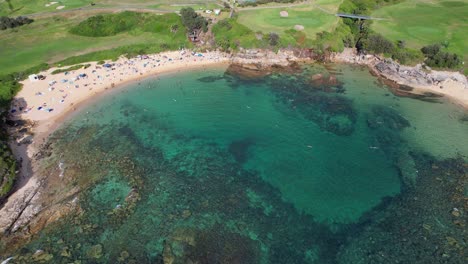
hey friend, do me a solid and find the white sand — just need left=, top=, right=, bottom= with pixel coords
left=1, top=50, right=230, bottom=234
left=12, top=50, right=229, bottom=124
left=412, top=78, right=468, bottom=108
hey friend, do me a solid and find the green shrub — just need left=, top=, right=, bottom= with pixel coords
left=0, top=16, right=33, bottom=30
left=56, top=42, right=188, bottom=67
left=364, top=34, right=395, bottom=54
left=70, top=12, right=185, bottom=37
left=0, top=63, right=50, bottom=200
left=268, top=33, right=279, bottom=46
left=421, top=44, right=461, bottom=69
left=51, top=64, right=90, bottom=75
left=212, top=18, right=262, bottom=50
left=391, top=48, right=423, bottom=65
left=180, top=7, right=208, bottom=33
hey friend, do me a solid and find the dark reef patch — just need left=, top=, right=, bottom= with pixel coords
left=1, top=65, right=466, bottom=264
left=228, top=138, right=255, bottom=164
left=337, top=154, right=467, bottom=264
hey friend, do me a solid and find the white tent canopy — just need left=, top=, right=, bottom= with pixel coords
left=28, top=74, right=39, bottom=82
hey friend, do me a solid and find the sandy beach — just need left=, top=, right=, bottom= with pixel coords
left=12, top=50, right=229, bottom=123
left=10, top=49, right=232, bottom=163
left=0, top=50, right=231, bottom=236
left=333, top=48, right=468, bottom=109
left=2, top=47, right=468, bottom=240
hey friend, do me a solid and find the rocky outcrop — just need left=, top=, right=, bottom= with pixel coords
left=372, top=59, right=468, bottom=89
left=231, top=48, right=311, bottom=67
left=332, top=48, right=468, bottom=108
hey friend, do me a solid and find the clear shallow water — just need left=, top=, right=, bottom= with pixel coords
left=2, top=64, right=467, bottom=263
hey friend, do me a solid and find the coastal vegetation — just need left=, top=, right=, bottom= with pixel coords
left=324, top=0, right=464, bottom=69
left=421, top=44, right=462, bottom=69
left=51, top=64, right=91, bottom=75
left=371, top=0, right=467, bottom=67
left=0, top=142, right=16, bottom=199
left=0, top=15, right=33, bottom=30
left=0, top=62, right=49, bottom=200
left=69, top=11, right=185, bottom=38
left=180, top=7, right=208, bottom=33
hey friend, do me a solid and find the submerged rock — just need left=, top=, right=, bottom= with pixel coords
left=31, top=250, right=53, bottom=262
left=86, top=244, right=103, bottom=259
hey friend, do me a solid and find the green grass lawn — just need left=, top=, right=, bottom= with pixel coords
left=148, top=3, right=220, bottom=12
left=0, top=12, right=188, bottom=75
left=0, top=0, right=221, bottom=16
left=0, top=0, right=93, bottom=16
left=237, top=4, right=340, bottom=40
left=371, top=0, right=468, bottom=61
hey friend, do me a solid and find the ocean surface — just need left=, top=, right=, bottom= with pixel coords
left=2, top=64, right=467, bottom=263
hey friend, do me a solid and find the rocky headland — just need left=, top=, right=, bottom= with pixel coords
left=333, top=48, right=468, bottom=108
left=0, top=47, right=466, bottom=261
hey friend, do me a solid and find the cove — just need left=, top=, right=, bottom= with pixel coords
left=1, top=64, right=467, bottom=263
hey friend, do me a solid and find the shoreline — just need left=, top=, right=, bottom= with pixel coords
left=1, top=47, right=467, bottom=247
left=332, top=48, right=468, bottom=109
left=1, top=50, right=233, bottom=236
left=0, top=48, right=306, bottom=237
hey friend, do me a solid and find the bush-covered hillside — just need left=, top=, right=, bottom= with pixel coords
left=70, top=12, right=185, bottom=37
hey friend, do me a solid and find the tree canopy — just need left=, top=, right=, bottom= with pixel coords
left=180, top=8, right=208, bottom=33
left=0, top=16, right=33, bottom=30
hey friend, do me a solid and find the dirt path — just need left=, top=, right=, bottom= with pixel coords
left=27, top=6, right=173, bottom=18
left=28, top=1, right=317, bottom=18
left=238, top=1, right=313, bottom=11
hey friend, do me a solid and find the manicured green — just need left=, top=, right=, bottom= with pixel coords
left=371, top=0, right=467, bottom=61
left=0, top=0, right=92, bottom=16
left=148, top=3, right=220, bottom=12
left=237, top=5, right=340, bottom=40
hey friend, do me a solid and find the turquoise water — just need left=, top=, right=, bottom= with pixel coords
left=1, top=64, right=467, bottom=263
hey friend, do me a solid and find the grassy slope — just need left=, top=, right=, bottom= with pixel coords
left=149, top=3, right=220, bottom=11
left=371, top=0, right=468, bottom=60
left=0, top=0, right=92, bottom=16
left=0, top=0, right=221, bottom=16
left=237, top=3, right=340, bottom=40
left=0, top=12, right=187, bottom=75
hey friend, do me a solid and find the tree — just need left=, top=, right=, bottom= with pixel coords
left=397, top=40, right=405, bottom=49
left=180, top=7, right=208, bottom=33
left=421, top=44, right=441, bottom=57
left=0, top=16, right=33, bottom=30
left=364, top=34, right=394, bottom=54
left=268, top=33, right=279, bottom=46
left=228, top=0, right=238, bottom=18
left=170, top=24, right=179, bottom=33
left=421, top=44, right=461, bottom=69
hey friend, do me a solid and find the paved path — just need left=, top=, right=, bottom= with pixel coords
left=238, top=1, right=313, bottom=11
left=336, top=13, right=387, bottom=20
left=27, top=6, right=172, bottom=18
left=25, top=1, right=386, bottom=22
